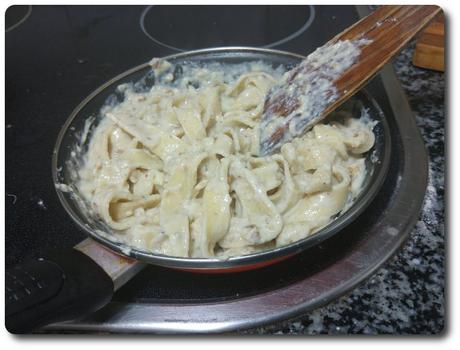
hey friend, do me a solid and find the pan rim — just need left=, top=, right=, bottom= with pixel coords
left=52, top=46, right=391, bottom=269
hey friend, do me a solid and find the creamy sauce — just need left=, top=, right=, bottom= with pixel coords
left=260, top=39, right=371, bottom=155
left=73, top=59, right=376, bottom=258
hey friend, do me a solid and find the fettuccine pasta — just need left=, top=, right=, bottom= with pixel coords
left=78, top=60, right=375, bottom=258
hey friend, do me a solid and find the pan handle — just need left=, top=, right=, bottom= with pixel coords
left=5, top=248, right=114, bottom=334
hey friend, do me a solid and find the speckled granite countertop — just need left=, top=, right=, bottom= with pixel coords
left=251, top=43, right=445, bottom=335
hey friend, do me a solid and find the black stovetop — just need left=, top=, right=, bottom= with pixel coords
left=6, top=5, right=394, bottom=303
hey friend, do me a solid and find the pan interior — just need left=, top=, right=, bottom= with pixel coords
left=53, top=48, right=390, bottom=269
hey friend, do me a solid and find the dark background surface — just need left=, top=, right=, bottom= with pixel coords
left=5, top=5, right=355, bottom=267
left=4, top=2, right=370, bottom=303
left=5, top=5, right=444, bottom=334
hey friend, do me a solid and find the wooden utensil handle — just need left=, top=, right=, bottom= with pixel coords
left=325, top=5, right=442, bottom=117
left=259, top=5, right=442, bottom=155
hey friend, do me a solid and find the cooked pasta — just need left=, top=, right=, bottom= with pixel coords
left=77, top=60, right=375, bottom=258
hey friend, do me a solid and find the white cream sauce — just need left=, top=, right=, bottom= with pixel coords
left=68, top=58, right=375, bottom=258
left=259, top=39, right=372, bottom=155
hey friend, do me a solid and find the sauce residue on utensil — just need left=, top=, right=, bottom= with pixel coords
left=259, top=39, right=371, bottom=155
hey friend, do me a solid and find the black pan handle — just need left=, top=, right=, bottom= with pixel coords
left=5, top=248, right=114, bottom=334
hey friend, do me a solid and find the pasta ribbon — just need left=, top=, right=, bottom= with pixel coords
left=78, top=62, right=375, bottom=257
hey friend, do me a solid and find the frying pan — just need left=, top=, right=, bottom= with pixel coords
left=5, top=47, right=391, bottom=333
